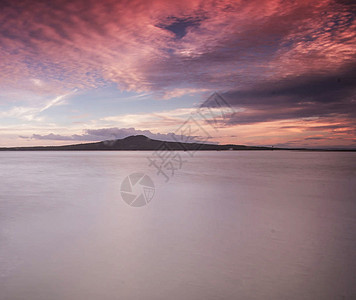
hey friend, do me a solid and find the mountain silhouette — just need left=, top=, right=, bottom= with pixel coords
left=0, top=135, right=274, bottom=151
left=1, top=135, right=353, bottom=151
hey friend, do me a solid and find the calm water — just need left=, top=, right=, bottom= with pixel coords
left=0, top=151, right=355, bottom=300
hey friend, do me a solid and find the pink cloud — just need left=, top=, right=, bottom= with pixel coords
left=0, top=0, right=354, bottom=97
left=23, top=127, right=204, bottom=143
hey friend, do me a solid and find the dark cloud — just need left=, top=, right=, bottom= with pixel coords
left=223, top=65, right=356, bottom=125
left=305, top=137, right=325, bottom=140
left=32, top=133, right=73, bottom=141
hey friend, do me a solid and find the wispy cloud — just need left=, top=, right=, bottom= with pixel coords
left=0, top=90, right=76, bottom=121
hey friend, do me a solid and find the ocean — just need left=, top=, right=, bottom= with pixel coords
left=0, top=151, right=355, bottom=299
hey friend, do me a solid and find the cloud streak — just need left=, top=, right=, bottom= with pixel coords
left=0, top=90, right=76, bottom=121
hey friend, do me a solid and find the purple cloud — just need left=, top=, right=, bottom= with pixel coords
left=25, top=127, right=203, bottom=143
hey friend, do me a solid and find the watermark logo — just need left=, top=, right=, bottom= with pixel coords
left=120, top=92, right=235, bottom=207
left=120, top=173, right=155, bottom=207
left=147, top=92, right=236, bottom=182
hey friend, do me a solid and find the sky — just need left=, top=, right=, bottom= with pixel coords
left=0, top=0, right=355, bottom=148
